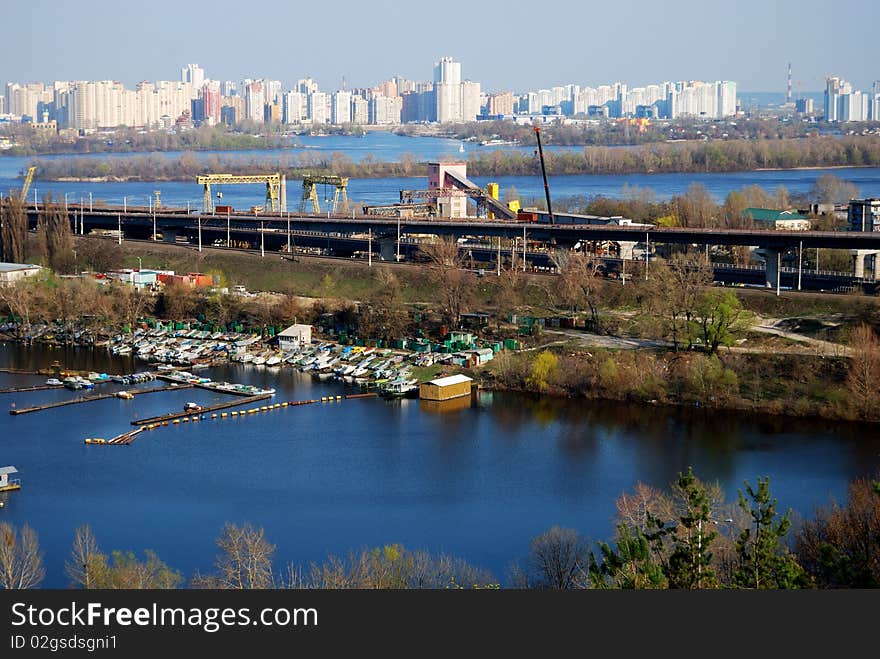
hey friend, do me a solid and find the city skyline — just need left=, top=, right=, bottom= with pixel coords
left=1, top=0, right=877, bottom=93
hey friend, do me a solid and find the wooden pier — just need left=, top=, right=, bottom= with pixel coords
left=0, top=384, right=64, bottom=394
left=8, top=383, right=193, bottom=415
left=130, top=393, right=273, bottom=426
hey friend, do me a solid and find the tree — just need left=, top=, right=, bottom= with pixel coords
left=111, top=282, right=153, bottom=330
left=693, top=289, right=744, bottom=355
left=193, top=522, right=276, bottom=589
left=549, top=250, right=602, bottom=330
left=65, top=524, right=101, bottom=589
left=0, top=195, right=29, bottom=264
left=809, top=174, right=858, bottom=205
left=491, top=253, right=525, bottom=325
left=525, top=350, right=558, bottom=392
left=510, top=526, right=590, bottom=589
left=667, top=468, right=719, bottom=589
left=419, top=237, right=473, bottom=326
left=733, top=477, right=807, bottom=589
left=846, top=324, right=880, bottom=419
left=647, top=256, right=712, bottom=350
left=589, top=516, right=672, bottom=589
left=0, top=275, right=51, bottom=340
left=35, top=194, right=75, bottom=273
left=673, top=183, right=716, bottom=228
left=795, top=476, right=880, bottom=587
left=0, top=523, right=45, bottom=589
left=94, top=551, right=182, bottom=589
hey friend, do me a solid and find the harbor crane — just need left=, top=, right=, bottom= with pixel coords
left=20, top=166, right=36, bottom=203
left=196, top=173, right=286, bottom=214
left=300, top=174, right=349, bottom=214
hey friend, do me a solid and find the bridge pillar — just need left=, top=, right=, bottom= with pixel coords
left=850, top=250, right=879, bottom=280
left=755, top=247, right=781, bottom=290
left=162, top=229, right=178, bottom=244
left=378, top=238, right=397, bottom=262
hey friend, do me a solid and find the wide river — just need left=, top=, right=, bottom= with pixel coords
left=1, top=131, right=880, bottom=210
left=1, top=344, right=878, bottom=587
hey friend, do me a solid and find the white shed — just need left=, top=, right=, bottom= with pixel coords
left=278, top=324, right=312, bottom=352
left=0, top=466, right=20, bottom=491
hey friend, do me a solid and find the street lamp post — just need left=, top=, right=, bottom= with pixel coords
left=89, top=191, right=92, bottom=212
left=123, top=196, right=127, bottom=214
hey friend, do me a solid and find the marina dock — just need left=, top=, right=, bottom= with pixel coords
left=130, top=393, right=273, bottom=426
left=0, top=384, right=64, bottom=394
left=8, top=383, right=193, bottom=415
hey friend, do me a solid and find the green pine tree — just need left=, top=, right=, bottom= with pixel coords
left=733, top=477, right=808, bottom=589
left=667, top=467, right=719, bottom=589
left=589, top=513, right=672, bottom=589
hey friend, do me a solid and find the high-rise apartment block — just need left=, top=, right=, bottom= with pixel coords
left=824, top=76, right=878, bottom=122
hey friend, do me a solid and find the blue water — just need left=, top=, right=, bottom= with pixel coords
left=1, top=344, right=878, bottom=587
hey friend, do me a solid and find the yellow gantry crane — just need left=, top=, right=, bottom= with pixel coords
left=196, top=173, right=287, bottom=214
left=300, top=174, right=349, bottom=214
left=20, top=166, right=36, bottom=203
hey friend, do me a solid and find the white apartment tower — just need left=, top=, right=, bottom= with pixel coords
left=434, top=57, right=462, bottom=123
left=461, top=81, right=481, bottom=121
left=332, top=91, right=352, bottom=124
left=181, top=64, right=205, bottom=98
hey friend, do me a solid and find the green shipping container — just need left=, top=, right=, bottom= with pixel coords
left=504, top=338, right=518, bottom=350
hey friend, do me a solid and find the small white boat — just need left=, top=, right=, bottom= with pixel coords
left=46, top=378, right=63, bottom=386
left=266, top=354, right=282, bottom=366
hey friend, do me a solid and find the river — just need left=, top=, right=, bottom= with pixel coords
left=1, top=343, right=878, bottom=587
left=1, top=132, right=880, bottom=211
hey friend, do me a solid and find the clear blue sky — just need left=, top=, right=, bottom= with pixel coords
left=2, top=0, right=877, bottom=94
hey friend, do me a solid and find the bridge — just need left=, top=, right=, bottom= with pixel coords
left=24, top=204, right=880, bottom=290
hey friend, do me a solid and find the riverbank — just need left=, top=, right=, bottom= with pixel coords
left=26, top=134, right=880, bottom=181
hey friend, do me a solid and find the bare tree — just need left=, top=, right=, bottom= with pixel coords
left=419, top=237, right=473, bottom=326
left=65, top=524, right=101, bottom=589
left=510, top=526, right=590, bottom=589
left=35, top=194, right=75, bottom=273
left=0, top=523, right=45, bottom=589
left=846, top=324, right=880, bottom=419
left=0, top=276, right=50, bottom=340
left=549, top=250, right=602, bottom=330
left=193, top=522, right=276, bottom=589
left=0, top=195, right=29, bottom=264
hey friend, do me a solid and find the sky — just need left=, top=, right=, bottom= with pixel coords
left=2, top=0, right=878, bottom=94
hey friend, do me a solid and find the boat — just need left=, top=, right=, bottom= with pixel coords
left=46, top=378, right=63, bottom=386
left=459, top=141, right=465, bottom=153
left=116, top=391, right=134, bottom=400
left=382, top=378, right=420, bottom=399
left=184, top=402, right=202, bottom=411
left=63, top=377, right=83, bottom=390
left=266, top=354, right=282, bottom=366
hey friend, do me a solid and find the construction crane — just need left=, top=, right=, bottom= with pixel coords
left=300, top=175, right=349, bottom=214
left=20, top=166, right=36, bottom=203
left=196, top=173, right=286, bottom=214
left=533, top=126, right=554, bottom=225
